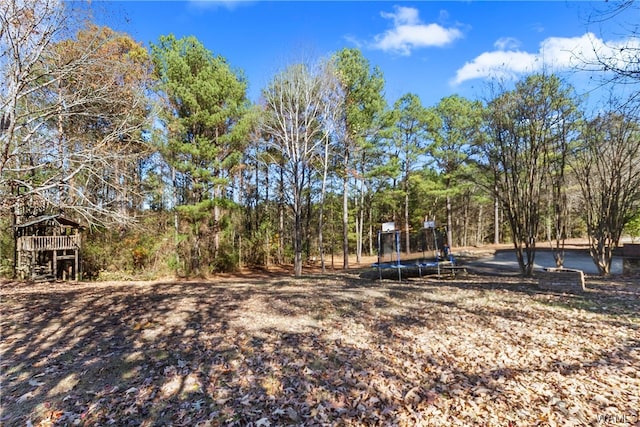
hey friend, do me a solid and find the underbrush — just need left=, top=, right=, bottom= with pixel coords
left=82, top=211, right=175, bottom=280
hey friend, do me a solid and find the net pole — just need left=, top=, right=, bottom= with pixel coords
left=433, top=227, right=440, bottom=278
left=377, top=231, right=382, bottom=281
left=396, top=230, right=401, bottom=281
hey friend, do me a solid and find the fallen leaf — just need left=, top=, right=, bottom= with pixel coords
left=17, top=391, right=35, bottom=403
left=404, top=386, right=422, bottom=404
left=286, top=407, right=299, bottom=422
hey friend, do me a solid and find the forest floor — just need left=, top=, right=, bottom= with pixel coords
left=1, top=247, right=639, bottom=426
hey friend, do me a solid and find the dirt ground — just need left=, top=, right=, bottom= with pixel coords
left=1, top=246, right=639, bottom=426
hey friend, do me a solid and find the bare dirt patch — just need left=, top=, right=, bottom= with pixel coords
left=1, top=273, right=638, bottom=426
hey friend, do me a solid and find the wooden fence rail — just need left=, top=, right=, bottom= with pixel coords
left=18, top=235, right=80, bottom=251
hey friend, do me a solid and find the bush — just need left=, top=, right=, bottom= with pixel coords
left=210, top=242, right=239, bottom=273
left=82, top=211, right=174, bottom=280
left=0, top=217, right=14, bottom=278
left=625, top=211, right=640, bottom=243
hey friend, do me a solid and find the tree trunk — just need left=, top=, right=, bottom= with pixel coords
left=463, top=194, right=469, bottom=247
left=405, top=180, right=411, bottom=254
left=446, top=194, right=454, bottom=249
left=278, top=165, right=285, bottom=264
left=213, top=203, right=221, bottom=258
left=305, top=174, right=312, bottom=262
left=264, top=163, right=270, bottom=267
left=172, top=166, right=180, bottom=265
left=356, top=178, right=365, bottom=264
left=294, top=208, right=303, bottom=276
left=476, top=204, right=484, bottom=246
left=368, top=201, right=374, bottom=257
left=513, top=240, right=536, bottom=277
left=293, top=164, right=303, bottom=277
left=319, top=200, right=326, bottom=274
left=318, top=136, right=330, bottom=274
left=342, top=174, right=349, bottom=269
left=10, top=202, right=17, bottom=279
left=494, top=190, right=500, bottom=245
left=589, top=231, right=614, bottom=276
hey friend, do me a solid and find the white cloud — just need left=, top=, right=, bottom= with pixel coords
left=453, top=50, right=539, bottom=84
left=372, top=6, right=463, bottom=55
left=381, top=6, right=420, bottom=26
left=452, top=32, right=640, bottom=85
left=494, top=37, right=520, bottom=51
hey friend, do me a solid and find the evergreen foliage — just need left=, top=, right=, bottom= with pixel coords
left=1, top=1, right=638, bottom=279
left=150, top=34, right=250, bottom=276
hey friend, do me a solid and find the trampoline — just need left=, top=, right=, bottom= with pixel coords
left=372, top=222, right=455, bottom=281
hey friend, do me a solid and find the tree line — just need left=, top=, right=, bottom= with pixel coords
left=1, top=0, right=639, bottom=278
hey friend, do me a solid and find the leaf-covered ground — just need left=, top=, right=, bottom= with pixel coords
left=1, top=273, right=638, bottom=426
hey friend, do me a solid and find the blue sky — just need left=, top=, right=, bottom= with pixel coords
left=101, top=1, right=638, bottom=109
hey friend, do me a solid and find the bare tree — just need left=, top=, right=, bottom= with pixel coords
left=579, top=1, right=640, bottom=104
left=259, top=60, right=335, bottom=276
left=316, top=64, right=345, bottom=273
left=571, top=101, right=640, bottom=275
left=483, top=74, right=578, bottom=277
left=0, top=0, right=151, bottom=226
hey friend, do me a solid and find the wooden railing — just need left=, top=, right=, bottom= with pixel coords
left=18, top=235, right=80, bottom=251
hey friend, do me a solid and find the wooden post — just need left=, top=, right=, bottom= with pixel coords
left=75, top=233, right=80, bottom=281
left=11, top=205, right=16, bottom=279
left=16, top=240, right=22, bottom=279
left=29, top=249, right=38, bottom=279
left=74, top=249, right=78, bottom=282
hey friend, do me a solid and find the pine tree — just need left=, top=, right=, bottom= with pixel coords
left=151, top=35, right=249, bottom=275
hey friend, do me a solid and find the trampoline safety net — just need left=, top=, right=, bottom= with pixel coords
left=374, top=227, right=451, bottom=280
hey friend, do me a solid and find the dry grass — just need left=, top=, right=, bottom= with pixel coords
left=1, top=272, right=638, bottom=426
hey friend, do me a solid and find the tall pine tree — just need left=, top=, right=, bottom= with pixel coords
left=151, top=35, right=249, bottom=275
left=333, top=48, right=386, bottom=267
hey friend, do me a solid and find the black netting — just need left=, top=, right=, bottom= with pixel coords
left=377, top=228, right=447, bottom=262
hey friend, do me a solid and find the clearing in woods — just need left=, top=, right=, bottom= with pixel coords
left=0, top=269, right=638, bottom=426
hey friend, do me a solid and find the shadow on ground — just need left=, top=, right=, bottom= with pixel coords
left=1, top=273, right=638, bottom=426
